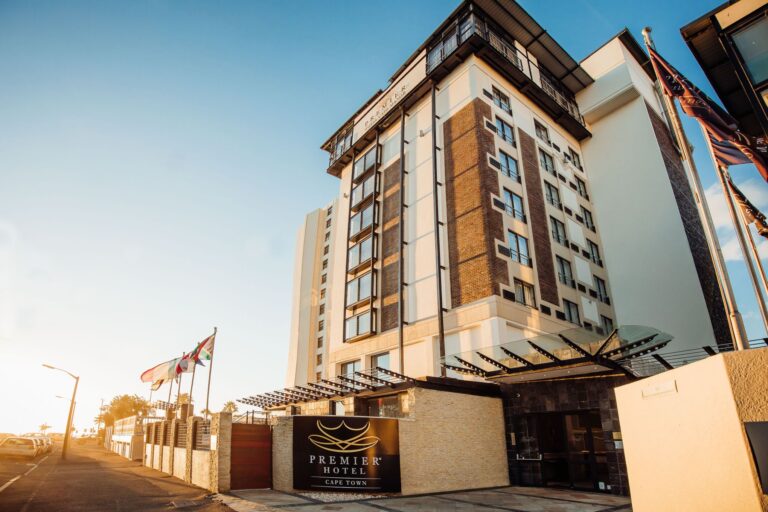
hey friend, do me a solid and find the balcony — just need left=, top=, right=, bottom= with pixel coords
left=426, top=10, right=589, bottom=140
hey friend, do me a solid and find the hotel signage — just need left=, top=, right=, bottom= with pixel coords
left=352, top=50, right=427, bottom=145
left=293, top=416, right=401, bottom=492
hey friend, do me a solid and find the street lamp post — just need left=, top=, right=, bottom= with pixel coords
left=43, top=364, right=79, bottom=460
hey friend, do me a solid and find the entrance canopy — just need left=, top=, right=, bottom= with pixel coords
left=440, top=325, right=712, bottom=382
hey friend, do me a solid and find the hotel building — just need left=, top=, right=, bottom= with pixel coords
left=277, top=0, right=736, bottom=495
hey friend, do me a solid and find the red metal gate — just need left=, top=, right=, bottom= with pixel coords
left=230, top=423, right=272, bottom=489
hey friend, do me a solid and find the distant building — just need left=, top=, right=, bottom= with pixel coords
left=682, top=0, right=768, bottom=138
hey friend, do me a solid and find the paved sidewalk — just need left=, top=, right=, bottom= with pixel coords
left=216, top=486, right=632, bottom=511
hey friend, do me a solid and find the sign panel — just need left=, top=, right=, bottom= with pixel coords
left=293, top=416, right=401, bottom=492
left=352, top=50, right=427, bottom=145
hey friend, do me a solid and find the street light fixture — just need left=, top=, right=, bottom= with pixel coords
left=43, top=363, right=79, bottom=460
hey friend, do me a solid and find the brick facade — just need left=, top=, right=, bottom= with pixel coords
left=519, top=129, right=560, bottom=305
left=380, top=159, right=402, bottom=332
left=645, top=103, right=733, bottom=346
left=443, top=98, right=509, bottom=307
left=501, top=376, right=630, bottom=496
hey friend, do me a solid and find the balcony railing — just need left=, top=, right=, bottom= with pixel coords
left=426, top=13, right=583, bottom=126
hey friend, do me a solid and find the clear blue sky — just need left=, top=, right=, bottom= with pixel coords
left=0, top=0, right=765, bottom=434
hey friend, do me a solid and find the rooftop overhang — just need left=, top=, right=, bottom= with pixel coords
left=681, top=1, right=768, bottom=138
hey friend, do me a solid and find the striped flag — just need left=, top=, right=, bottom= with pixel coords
left=190, top=333, right=216, bottom=362
left=648, top=47, right=768, bottom=182
left=727, top=176, right=768, bottom=240
left=140, top=358, right=176, bottom=383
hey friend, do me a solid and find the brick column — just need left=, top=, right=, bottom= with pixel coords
left=184, top=417, right=197, bottom=483
left=168, top=420, right=178, bottom=475
left=209, top=413, right=231, bottom=492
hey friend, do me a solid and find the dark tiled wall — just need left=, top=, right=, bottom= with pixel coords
left=645, top=103, right=733, bottom=346
left=380, top=159, right=401, bottom=332
left=443, top=98, right=509, bottom=306
left=500, top=376, right=631, bottom=496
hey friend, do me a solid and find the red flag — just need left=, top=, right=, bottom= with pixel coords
left=648, top=47, right=768, bottom=181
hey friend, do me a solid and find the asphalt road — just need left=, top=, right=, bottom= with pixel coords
left=0, top=442, right=232, bottom=511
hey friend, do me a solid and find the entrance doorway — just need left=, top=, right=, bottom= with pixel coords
left=517, top=411, right=609, bottom=491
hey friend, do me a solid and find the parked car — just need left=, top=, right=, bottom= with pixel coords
left=0, top=437, right=38, bottom=459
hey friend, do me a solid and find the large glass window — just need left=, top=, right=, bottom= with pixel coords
left=550, top=217, right=567, bottom=246
left=345, top=311, right=374, bottom=340
left=353, top=146, right=377, bottom=181
left=569, top=147, right=582, bottom=169
left=492, top=86, right=512, bottom=114
left=340, top=359, right=361, bottom=377
left=594, top=275, right=608, bottom=303
left=535, top=121, right=550, bottom=143
left=581, top=206, right=595, bottom=231
left=367, top=395, right=403, bottom=418
left=371, top=352, right=390, bottom=371
left=575, top=177, right=588, bottom=199
left=507, top=230, right=531, bottom=266
left=349, top=203, right=375, bottom=238
left=514, top=279, right=536, bottom=307
left=540, top=150, right=556, bottom=175
left=587, top=240, right=602, bottom=266
left=503, top=188, right=525, bottom=221
left=563, top=299, right=581, bottom=325
left=733, top=17, right=768, bottom=85
left=600, top=315, right=614, bottom=335
left=545, top=181, right=561, bottom=208
left=348, top=236, right=375, bottom=270
left=351, top=174, right=376, bottom=208
left=557, top=256, right=574, bottom=287
left=500, top=150, right=520, bottom=181
left=346, top=272, right=375, bottom=306
left=496, top=117, right=515, bottom=146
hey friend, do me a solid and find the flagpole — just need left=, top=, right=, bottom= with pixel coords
left=742, top=219, right=768, bottom=307
left=204, top=327, right=217, bottom=420
left=187, top=358, right=197, bottom=419
left=701, top=126, right=768, bottom=342
left=166, top=375, right=174, bottom=413
left=642, top=27, right=748, bottom=351
left=175, top=352, right=184, bottom=413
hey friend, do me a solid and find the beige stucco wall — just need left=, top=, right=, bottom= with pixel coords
left=172, top=447, right=186, bottom=479
left=616, top=349, right=768, bottom=512
left=272, top=387, right=509, bottom=495
left=191, top=450, right=211, bottom=490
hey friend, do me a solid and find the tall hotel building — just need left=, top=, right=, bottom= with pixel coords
left=281, top=0, right=733, bottom=494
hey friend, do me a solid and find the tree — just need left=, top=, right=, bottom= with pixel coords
left=39, top=423, right=51, bottom=434
left=96, top=394, right=150, bottom=427
left=221, top=401, right=238, bottom=413
left=177, top=393, right=191, bottom=405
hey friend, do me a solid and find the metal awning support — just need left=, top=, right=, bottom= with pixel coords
left=558, top=334, right=592, bottom=358
left=601, top=333, right=658, bottom=358
left=442, top=363, right=485, bottom=376
left=321, top=378, right=357, bottom=393
left=500, top=346, right=533, bottom=366
left=355, top=371, right=395, bottom=388
left=453, top=356, right=488, bottom=377
left=296, top=385, right=333, bottom=399
left=476, top=352, right=513, bottom=372
left=652, top=354, right=674, bottom=370
left=338, top=374, right=376, bottom=391
left=526, top=341, right=560, bottom=362
left=374, top=367, right=416, bottom=383
left=307, top=382, right=342, bottom=395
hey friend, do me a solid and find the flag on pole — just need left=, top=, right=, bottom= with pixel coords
left=726, top=175, right=768, bottom=239
left=648, top=46, right=768, bottom=181
left=190, top=333, right=216, bottom=362
left=140, top=358, right=176, bottom=383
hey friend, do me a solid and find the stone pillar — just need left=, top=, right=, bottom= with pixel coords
left=184, top=417, right=197, bottom=483
left=209, top=412, right=232, bottom=492
left=157, top=422, right=166, bottom=470
left=167, top=420, right=177, bottom=474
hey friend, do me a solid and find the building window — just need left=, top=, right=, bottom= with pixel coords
left=349, top=203, right=375, bottom=238
left=326, top=218, right=332, bottom=229
left=317, top=336, right=323, bottom=348
left=534, top=120, right=550, bottom=143
left=575, top=177, right=588, bottom=199
left=316, top=371, right=322, bottom=382
left=348, top=236, right=375, bottom=271
left=371, top=352, right=390, bottom=371
left=550, top=217, right=567, bottom=246
left=581, top=206, right=595, bottom=231
left=587, top=240, right=602, bottom=266
left=539, top=150, right=556, bottom=175
left=544, top=181, right=561, bottom=208
left=351, top=174, right=376, bottom=208
left=492, top=86, right=512, bottom=114
left=346, top=272, right=375, bottom=306
left=594, top=276, right=609, bottom=303
left=556, top=256, right=574, bottom=287
left=320, top=288, right=326, bottom=299
left=495, top=117, right=515, bottom=146
left=732, top=17, right=768, bottom=85
left=507, top=230, right=531, bottom=266
left=353, top=146, right=377, bottom=181
left=569, top=148, right=582, bottom=169
left=324, top=233, right=330, bottom=243
left=321, top=273, right=327, bottom=284
left=499, top=150, right=520, bottom=181
left=327, top=205, right=333, bottom=216
left=318, top=319, right=324, bottom=331
left=316, top=354, right=322, bottom=366
left=514, top=279, right=536, bottom=307
left=319, top=304, right=325, bottom=315
left=345, top=310, right=375, bottom=341
left=503, top=189, right=525, bottom=221
left=563, top=299, right=581, bottom=325
left=340, top=359, right=361, bottom=378
left=600, top=315, right=614, bottom=334
left=367, top=395, right=403, bottom=418
left=322, top=259, right=328, bottom=270
left=323, top=245, right=329, bottom=255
